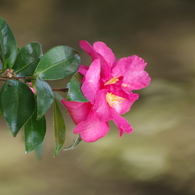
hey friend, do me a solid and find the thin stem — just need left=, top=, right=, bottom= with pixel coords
left=52, top=88, right=68, bottom=92
left=0, top=78, right=7, bottom=82
left=0, top=76, right=35, bottom=80
left=0, top=76, right=69, bottom=92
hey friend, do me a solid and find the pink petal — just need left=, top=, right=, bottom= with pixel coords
left=79, top=40, right=99, bottom=61
left=61, top=99, right=92, bottom=125
left=113, top=55, right=147, bottom=73
left=26, top=82, right=36, bottom=94
left=73, top=111, right=109, bottom=142
left=112, top=93, right=139, bottom=115
left=93, top=89, right=112, bottom=121
left=107, top=85, right=139, bottom=114
left=79, top=40, right=113, bottom=81
left=112, top=56, right=151, bottom=90
left=111, top=111, right=133, bottom=136
left=122, top=71, right=151, bottom=90
left=78, top=65, right=89, bottom=76
left=119, top=93, right=139, bottom=114
left=93, top=41, right=116, bottom=68
left=81, top=59, right=101, bottom=103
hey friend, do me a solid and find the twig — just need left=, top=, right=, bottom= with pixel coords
left=52, top=88, right=68, bottom=92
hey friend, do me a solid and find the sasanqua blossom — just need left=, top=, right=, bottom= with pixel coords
left=62, top=41, right=151, bottom=142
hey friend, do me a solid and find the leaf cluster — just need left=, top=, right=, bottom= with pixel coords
left=0, top=17, right=86, bottom=156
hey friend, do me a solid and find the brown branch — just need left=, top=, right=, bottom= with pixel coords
left=0, top=78, right=8, bottom=82
left=52, top=88, right=68, bottom=92
left=0, top=76, right=69, bottom=93
left=0, top=76, right=35, bottom=80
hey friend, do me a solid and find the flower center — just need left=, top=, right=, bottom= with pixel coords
left=104, top=76, right=120, bottom=85
left=106, top=92, right=125, bottom=107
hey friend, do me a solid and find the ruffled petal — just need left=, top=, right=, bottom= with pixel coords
left=112, top=55, right=151, bottom=90
left=81, top=59, right=101, bottom=103
left=73, top=111, right=109, bottom=142
left=112, top=55, right=147, bottom=74
left=93, top=41, right=116, bottom=68
left=123, top=71, right=151, bottom=90
left=111, top=111, right=133, bottom=136
left=61, top=99, right=92, bottom=125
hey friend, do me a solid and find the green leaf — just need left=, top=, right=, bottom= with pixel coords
left=0, top=17, right=17, bottom=70
left=0, top=104, right=2, bottom=117
left=36, top=77, right=54, bottom=119
left=34, top=46, right=80, bottom=80
left=34, top=141, right=45, bottom=159
left=13, top=42, right=43, bottom=77
left=53, top=99, right=66, bottom=157
left=66, top=72, right=88, bottom=102
left=24, top=111, right=46, bottom=154
left=0, top=80, right=35, bottom=136
left=63, top=136, right=82, bottom=151
left=53, top=91, right=64, bottom=103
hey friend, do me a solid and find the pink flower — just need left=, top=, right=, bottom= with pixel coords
left=62, top=41, right=151, bottom=142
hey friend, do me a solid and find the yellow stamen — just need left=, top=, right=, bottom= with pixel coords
left=122, top=83, right=130, bottom=88
left=104, top=76, right=120, bottom=85
left=106, top=92, right=125, bottom=107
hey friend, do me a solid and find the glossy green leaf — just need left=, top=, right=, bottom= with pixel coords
left=36, top=77, right=54, bottom=119
left=63, top=136, right=82, bottom=151
left=53, top=99, right=66, bottom=157
left=0, top=80, right=35, bottom=136
left=0, top=17, right=17, bottom=70
left=34, top=141, right=45, bottom=159
left=0, top=104, right=2, bottom=117
left=24, top=111, right=46, bottom=154
left=34, top=46, right=80, bottom=80
left=53, top=91, right=64, bottom=103
left=66, top=72, right=88, bottom=102
left=13, top=42, right=43, bottom=77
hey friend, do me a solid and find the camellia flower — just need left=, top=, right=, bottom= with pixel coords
left=62, top=41, right=151, bottom=142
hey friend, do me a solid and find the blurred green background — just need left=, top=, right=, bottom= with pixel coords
left=1, top=0, right=195, bottom=194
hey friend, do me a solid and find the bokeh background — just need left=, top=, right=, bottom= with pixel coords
left=1, top=0, right=195, bottom=194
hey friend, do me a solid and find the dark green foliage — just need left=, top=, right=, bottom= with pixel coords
left=0, top=17, right=86, bottom=156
